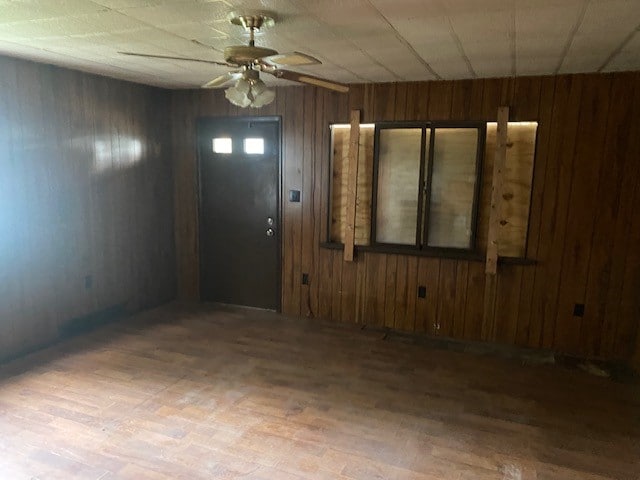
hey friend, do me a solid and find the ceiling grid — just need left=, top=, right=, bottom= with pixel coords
left=0, top=0, right=636, bottom=88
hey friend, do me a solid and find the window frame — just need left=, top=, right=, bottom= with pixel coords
left=371, top=120, right=486, bottom=255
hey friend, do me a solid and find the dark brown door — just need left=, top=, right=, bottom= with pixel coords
left=198, top=117, right=281, bottom=310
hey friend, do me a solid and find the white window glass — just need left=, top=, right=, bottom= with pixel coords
left=244, top=138, right=264, bottom=155
left=375, top=128, right=424, bottom=244
left=212, top=137, right=232, bottom=154
left=427, top=128, right=479, bottom=248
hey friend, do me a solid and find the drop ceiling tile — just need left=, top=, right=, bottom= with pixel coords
left=264, top=16, right=326, bottom=36
left=570, top=32, right=629, bottom=56
left=604, top=49, right=640, bottom=72
left=516, top=35, right=567, bottom=57
left=93, top=0, right=193, bottom=7
left=560, top=31, right=633, bottom=73
left=516, top=55, right=561, bottom=75
left=351, top=32, right=402, bottom=50
left=126, top=27, right=226, bottom=57
left=301, top=0, right=374, bottom=18
left=326, top=49, right=374, bottom=65
left=351, top=66, right=397, bottom=82
left=354, top=45, right=413, bottom=69
left=412, top=41, right=464, bottom=63
left=558, top=53, right=608, bottom=73
left=367, top=0, right=444, bottom=22
left=401, top=70, right=438, bottom=82
left=576, top=0, right=640, bottom=35
left=468, top=57, right=513, bottom=78
left=0, top=0, right=107, bottom=24
left=428, top=60, right=474, bottom=80
left=440, top=0, right=515, bottom=15
left=284, top=36, right=346, bottom=57
left=0, top=2, right=55, bottom=24
left=168, top=22, right=229, bottom=42
left=119, top=1, right=230, bottom=27
left=619, top=29, right=640, bottom=54
left=449, top=11, right=514, bottom=40
left=515, top=0, right=584, bottom=7
left=0, top=40, right=57, bottom=59
left=515, top=4, right=583, bottom=38
left=304, top=1, right=390, bottom=35
left=381, top=61, right=435, bottom=81
left=102, top=37, right=153, bottom=54
left=387, top=16, right=452, bottom=45
left=0, top=11, right=148, bottom=39
left=463, top=40, right=511, bottom=59
left=0, top=41, right=154, bottom=83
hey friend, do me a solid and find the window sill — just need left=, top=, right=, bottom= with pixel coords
left=320, top=242, right=536, bottom=265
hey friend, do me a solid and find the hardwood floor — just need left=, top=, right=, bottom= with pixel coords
left=0, top=304, right=638, bottom=480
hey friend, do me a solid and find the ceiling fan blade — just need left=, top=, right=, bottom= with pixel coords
left=260, top=51, right=322, bottom=67
left=118, top=51, right=230, bottom=67
left=270, top=69, right=349, bottom=93
left=202, top=71, right=243, bottom=89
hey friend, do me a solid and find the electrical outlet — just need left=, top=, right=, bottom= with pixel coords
left=418, top=286, right=426, bottom=298
left=302, top=273, right=309, bottom=285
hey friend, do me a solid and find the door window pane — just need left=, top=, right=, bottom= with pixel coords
left=244, top=137, right=264, bottom=154
left=375, top=128, right=423, bottom=244
left=427, top=128, right=479, bottom=248
left=212, top=137, right=232, bottom=154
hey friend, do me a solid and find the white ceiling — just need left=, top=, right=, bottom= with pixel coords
left=0, top=0, right=638, bottom=89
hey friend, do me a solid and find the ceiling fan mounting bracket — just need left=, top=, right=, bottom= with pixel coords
left=228, top=13, right=276, bottom=31
left=228, top=13, right=276, bottom=48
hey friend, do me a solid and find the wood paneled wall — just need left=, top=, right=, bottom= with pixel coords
left=0, top=56, right=176, bottom=360
left=173, top=72, right=640, bottom=363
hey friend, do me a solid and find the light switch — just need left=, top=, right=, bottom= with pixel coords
left=289, top=190, right=301, bottom=202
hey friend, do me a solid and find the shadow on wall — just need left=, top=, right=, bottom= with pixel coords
left=0, top=56, right=176, bottom=362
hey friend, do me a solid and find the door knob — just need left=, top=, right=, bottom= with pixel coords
left=266, top=228, right=275, bottom=237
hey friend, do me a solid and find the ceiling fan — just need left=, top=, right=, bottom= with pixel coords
left=119, top=13, right=349, bottom=108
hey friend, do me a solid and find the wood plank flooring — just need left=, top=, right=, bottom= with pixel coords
left=0, top=303, right=638, bottom=480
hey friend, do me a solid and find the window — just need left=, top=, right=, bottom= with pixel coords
left=212, top=137, right=232, bottom=154
left=373, top=123, right=484, bottom=251
left=327, top=120, right=537, bottom=259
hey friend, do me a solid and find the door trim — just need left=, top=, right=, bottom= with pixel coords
left=195, top=115, right=283, bottom=312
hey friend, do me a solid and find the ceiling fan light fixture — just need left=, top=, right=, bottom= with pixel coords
left=251, top=78, right=267, bottom=95
left=249, top=78, right=275, bottom=108
left=225, top=77, right=253, bottom=107
left=225, top=74, right=275, bottom=108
